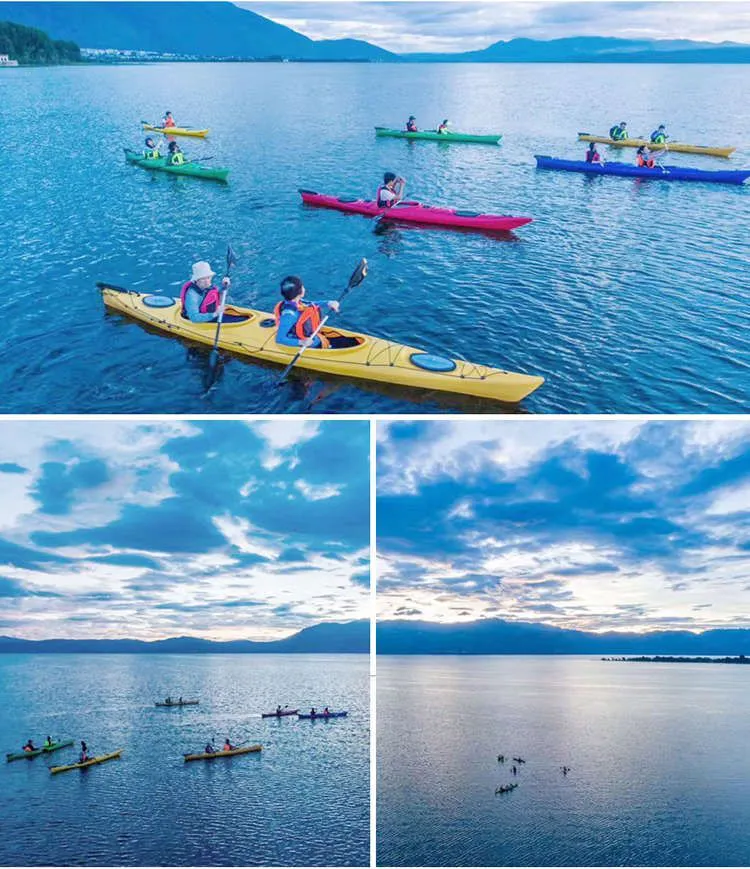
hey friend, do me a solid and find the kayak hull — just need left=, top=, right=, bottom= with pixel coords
left=535, top=155, right=750, bottom=185
left=375, top=127, right=502, bottom=145
left=184, top=745, right=262, bottom=761
left=143, top=124, right=209, bottom=138
left=98, top=285, right=544, bottom=404
left=261, top=709, right=300, bottom=718
left=299, top=189, right=532, bottom=232
left=155, top=700, right=199, bottom=707
left=6, top=740, right=74, bottom=762
left=298, top=712, right=348, bottom=720
left=578, top=133, right=735, bottom=158
left=50, top=750, right=122, bottom=774
left=124, top=150, right=229, bottom=182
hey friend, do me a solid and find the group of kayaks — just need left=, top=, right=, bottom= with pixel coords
left=6, top=739, right=123, bottom=774
left=126, top=121, right=230, bottom=182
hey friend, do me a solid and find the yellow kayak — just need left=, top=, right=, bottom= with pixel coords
left=578, top=133, right=735, bottom=158
left=142, top=124, right=209, bottom=138
left=98, top=285, right=544, bottom=404
left=185, top=745, right=262, bottom=761
left=50, top=750, right=122, bottom=774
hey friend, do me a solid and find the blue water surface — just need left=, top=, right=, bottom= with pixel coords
left=1, top=62, right=749, bottom=413
left=0, top=653, right=369, bottom=866
left=377, top=655, right=750, bottom=866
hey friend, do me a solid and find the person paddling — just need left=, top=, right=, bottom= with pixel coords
left=23, top=739, right=35, bottom=753
left=406, top=115, right=418, bottom=132
left=162, top=111, right=176, bottom=129
left=79, top=741, right=89, bottom=763
left=274, top=276, right=358, bottom=350
left=180, top=262, right=231, bottom=324
left=609, top=121, right=628, bottom=141
left=437, top=119, right=450, bottom=135
left=167, top=141, right=185, bottom=166
left=44, top=736, right=54, bottom=748
left=204, top=740, right=216, bottom=754
left=223, top=738, right=235, bottom=751
left=377, top=172, right=406, bottom=208
left=636, top=144, right=664, bottom=168
left=650, top=124, right=668, bottom=145
left=585, top=142, right=603, bottom=164
left=143, top=137, right=161, bottom=159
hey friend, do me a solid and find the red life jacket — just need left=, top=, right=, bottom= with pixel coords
left=274, top=300, right=330, bottom=347
left=637, top=154, right=655, bottom=169
left=180, top=281, right=220, bottom=317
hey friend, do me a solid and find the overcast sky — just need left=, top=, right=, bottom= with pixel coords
left=0, top=421, right=369, bottom=642
left=378, top=420, right=750, bottom=633
left=240, top=1, right=750, bottom=53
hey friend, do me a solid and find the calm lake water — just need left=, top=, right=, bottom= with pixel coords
left=2, top=62, right=749, bottom=413
left=377, top=656, right=750, bottom=866
left=0, top=654, right=369, bottom=866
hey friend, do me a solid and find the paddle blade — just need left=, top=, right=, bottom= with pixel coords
left=348, top=258, right=368, bottom=289
left=226, top=245, right=238, bottom=271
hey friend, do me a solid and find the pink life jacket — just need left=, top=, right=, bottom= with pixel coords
left=180, top=281, right=220, bottom=316
left=376, top=186, right=398, bottom=208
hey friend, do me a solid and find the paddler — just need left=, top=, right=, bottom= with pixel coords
left=609, top=121, right=628, bottom=141
left=406, top=115, right=418, bottom=132
left=377, top=172, right=406, bottom=208
left=636, top=144, right=664, bottom=168
left=274, top=276, right=358, bottom=350
left=223, top=738, right=235, bottom=751
left=585, top=142, right=603, bottom=164
left=181, top=261, right=231, bottom=324
left=650, top=124, right=668, bottom=145
left=44, top=736, right=54, bottom=748
left=23, top=739, right=35, bottom=753
left=437, top=119, right=450, bottom=135
left=162, top=111, right=176, bottom=128
left=167, top=141, right=185, bottom=166
left=143, top=137, right=161, bottom=159
left=79, top=741, right=89, bottom=763
left=204, top=741, right=216, bottom=754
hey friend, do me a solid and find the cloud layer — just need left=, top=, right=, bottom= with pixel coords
left=0, top=421, right=370, bottom=641
left=377, top=420, right=750, bottom=632
left=242, top=2, right=750, bottom=54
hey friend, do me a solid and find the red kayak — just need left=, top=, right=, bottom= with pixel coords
left=261, top=708, right=300, bottom=718
left=299, top=189, right=532, bottom=232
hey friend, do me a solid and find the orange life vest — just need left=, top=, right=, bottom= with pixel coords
left=274, top=300, right=331, bottom=348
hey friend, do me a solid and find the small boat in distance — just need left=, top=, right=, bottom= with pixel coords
left=155, top=698, right=200, bottom=707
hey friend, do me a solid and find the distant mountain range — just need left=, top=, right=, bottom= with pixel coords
left=377, top=619, right=750, bottom=655
left=1, top=2, right=749, bottom=63
left=0, top=620, right=369, bottom=653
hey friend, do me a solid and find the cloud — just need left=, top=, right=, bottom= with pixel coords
left=239, top=2, right=750, bottom=53
left=0, top=421, right=370, bottom=641
left=377, top=420, right=750, bottom=632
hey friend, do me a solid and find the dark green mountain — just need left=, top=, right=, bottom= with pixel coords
left=0, top=19, right=80, bottom=63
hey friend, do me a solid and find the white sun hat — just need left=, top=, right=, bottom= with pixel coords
left=191, top=261, right=215, bottom=282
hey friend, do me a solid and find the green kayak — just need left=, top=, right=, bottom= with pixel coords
left=375, top=127, right=502, bottom=145
left=124, top=149, right=229, bottom=182
left=6, top=740, right=74, bottom=762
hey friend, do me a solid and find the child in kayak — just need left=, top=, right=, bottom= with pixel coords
left=143, top=137, right=161, bottom=159
left=636, top=144, right=664, bottom=168
left=181, top=261, right=231, bottom=323
left=44, top=736, right=55, bottom=748
left=437, top=119, right=450, bottom=135
left=23, top=739, right=35, bottom=753
left=650, top=124, right=668, bottom=145
left=609, top=121, right=628, bottom=141
left=274, top=276, right=357, bottom=350
left=377, top=172, right=406, bottom=208
left=167, top=141, right=185, bottom=166
left=162, top=111, right=176, bottom=128
left=585, top=143, right=603, bottom=164
left=406, top=115, right=418, bottom=132
left=79, top=741, right=89, bottom=763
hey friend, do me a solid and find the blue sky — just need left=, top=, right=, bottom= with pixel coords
left=0, top=421, right=369, bottom=641
left=242, top=2, right=750, bottom=53
left=377, top=421, right=750, bottom=632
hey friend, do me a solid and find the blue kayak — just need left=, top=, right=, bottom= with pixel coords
left=535, top=155, right=750, bottom=186
left=297, top=711, right=348, bottom=720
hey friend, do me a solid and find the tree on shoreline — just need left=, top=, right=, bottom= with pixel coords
left=0, top=20, right=80, bottom=65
